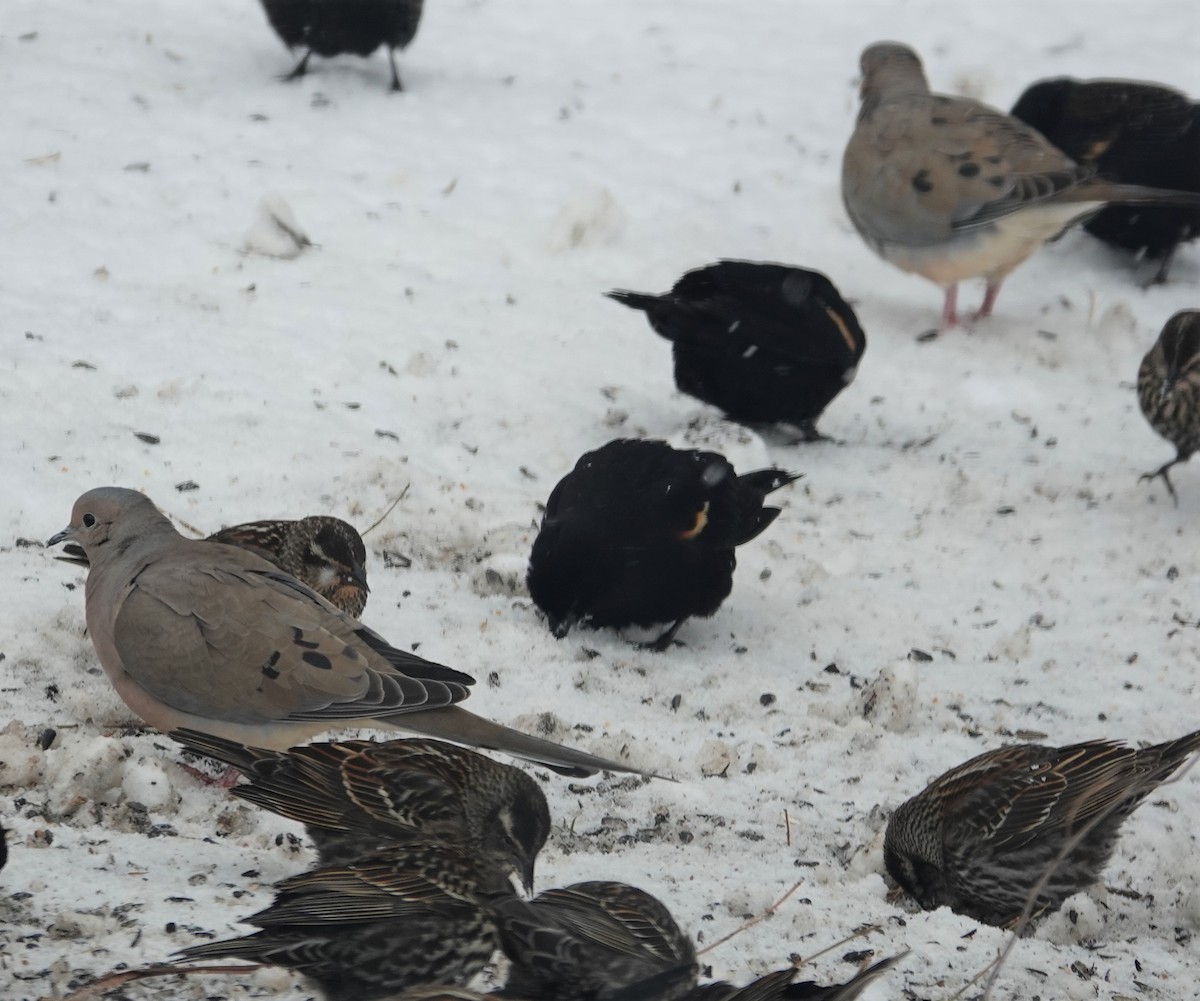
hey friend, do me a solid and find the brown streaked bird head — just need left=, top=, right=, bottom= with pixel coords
left=299, top=516, right=371, bottom=618
left=207, top=514, right=370, bottom=618
left=1157, top=309, right=1200, bottom=399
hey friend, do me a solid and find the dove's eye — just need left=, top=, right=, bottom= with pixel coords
left=82, top=513, right=96, bottom=528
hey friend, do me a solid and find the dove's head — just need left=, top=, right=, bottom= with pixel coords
left=858, top=42, right=929, bottom=110
left=48, top=487, right=172, bottom=566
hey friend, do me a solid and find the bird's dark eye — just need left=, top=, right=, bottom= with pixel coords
left=82, top=513, right=96, bottom=528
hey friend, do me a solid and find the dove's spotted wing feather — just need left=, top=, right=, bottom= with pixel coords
left=110, top=553, right=470, bottom=724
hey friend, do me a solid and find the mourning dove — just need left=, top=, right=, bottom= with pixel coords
left=60, top=513, right=370, bottom=617
left=842, top=42, right=1200, bottom=330
left=48, top=487, right=652, bottom=778
left=172, top=728, right=550, bottom=892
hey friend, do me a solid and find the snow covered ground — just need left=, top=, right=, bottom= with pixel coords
left=3, top=1, right=1200, bottom=998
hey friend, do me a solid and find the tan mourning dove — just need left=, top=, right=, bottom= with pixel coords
left=841, top=42, right=1200, bottom=330
left=48, top=487, right=651, bottom=778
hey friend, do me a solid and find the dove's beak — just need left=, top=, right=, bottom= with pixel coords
left=47, top=526, right=74, bottom=548
left=48, top=527, right=91, bottom=566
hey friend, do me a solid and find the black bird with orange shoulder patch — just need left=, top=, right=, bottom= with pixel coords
left=607, top=261, right=866, bottom=442
left=258, top=0, right=424, bottom=92
left=527, top=438, right=799, bottom=650
left=1011, top=77, right=1200, bottom=285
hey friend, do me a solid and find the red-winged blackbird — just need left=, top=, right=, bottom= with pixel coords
left=495, top=880, right=697, bottom=1001
left=57, top=514, right=370, bottom=618
left=884, top=732, right=1200, bottom=927
left=177, top=841, right=513, bottom=1000
left=1138, top=310, right=1200, bottom=502
left=1011, top=78, right=1200, bottom=284
left=170, top=728, right=550, bottom=892
left=258, top=0, right=424, bottom=92
left=681, top=952, right=907, bottom=1000
left=607, top=261, right=865, bottom=442
left=527, top=438, right=800, bottom=650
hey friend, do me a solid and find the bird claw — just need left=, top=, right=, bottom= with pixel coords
left=1139, top=466, right=1180, bottom=506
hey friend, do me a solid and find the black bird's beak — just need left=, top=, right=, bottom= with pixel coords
left=550, top=611, right=578, bottom=639
left=519, top=857, right=536, bottom=897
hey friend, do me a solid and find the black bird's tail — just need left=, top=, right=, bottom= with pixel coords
left=732, top=470, right=803, bottom=546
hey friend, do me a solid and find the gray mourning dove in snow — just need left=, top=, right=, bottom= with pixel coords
left=841, top=42, right=1200, bottom=330
left=48, top=487, right=651, bottom=778
left=58, top=514, right=370, bottom=617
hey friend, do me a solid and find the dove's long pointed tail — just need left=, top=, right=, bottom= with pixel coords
left=386, top=706, right=667, bottom=780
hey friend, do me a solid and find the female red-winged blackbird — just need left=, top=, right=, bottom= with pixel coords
left=258, top=0, right=424, bottom=91
left=1011, top=78, right=1200, bottom=284
left=884, top=731, right=1200, bottom=928
left=1138, top=310, right=1200, bottom=502
left=495, top=880, right=697, bottom=1001
left=178, top=840, right=513, bottom=1000
left=680, top=951, right=906, bottom=1000
left=527, top=438, right=800, bottom=650
left=607, top=261, right=865, bottom=442
left=58, top=514, right=370, bottom=617
left=170, top=729, right=550, bottom=892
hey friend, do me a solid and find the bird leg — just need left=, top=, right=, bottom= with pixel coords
left=939, top=284, right=960, bottom=330
left=282, top=49, right=313, bottom=82
left=791, top=418, right=831, bottom=444
left=387, top=48, right=404, bottom=92
left=178, top=759, right=243, bottom=789
left=1147, top=239, right=1180, bottom=287
left=970, top=279, right=1004, bottom=322
left=1139, top=455, right=1187, bottom=506
left=640, top=618, right=687, bottom=652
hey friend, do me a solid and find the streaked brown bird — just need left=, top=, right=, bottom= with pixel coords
left=495, top=880, right=697, bottom=1001
left=379, top=951, right=906, bottom=1001
left=606, top=261, right=866, bottom=442
left=682, top=951, right=907, bottom=1000
left=258, top=0, right=425, bottom=92
left=1010, top=77, right=1200, bottom=285
left=1137, top=310, right=1200, bottom=502
left=171, top=728, right=550, bottom=892
left=884, top=731, right=1200, bottom=927
left=178, top=840, right=512, bottom=1000
left=527, top=439, right=799, bottom=650
left=58, top=513, right=369, bottom=618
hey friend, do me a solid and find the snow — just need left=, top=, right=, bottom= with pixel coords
left=3, top=0, right=1200, bottom=998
